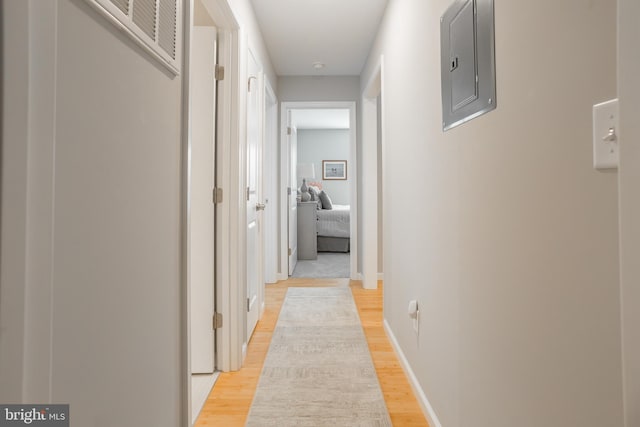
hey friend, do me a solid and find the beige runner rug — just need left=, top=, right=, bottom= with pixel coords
left=245, top=287, right=392, bottom=427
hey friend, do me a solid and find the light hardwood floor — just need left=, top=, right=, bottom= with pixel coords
left=194, top=278, right=429, bottom=427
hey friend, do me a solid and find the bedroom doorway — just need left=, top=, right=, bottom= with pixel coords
left=280, top=102, right=358, bottom=280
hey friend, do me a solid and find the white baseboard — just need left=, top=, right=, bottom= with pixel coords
left=353, top=273, right=384, bottom=281
left=191, top=372, right=219, bottom=425
left=383, top=319, right=443, bottom=427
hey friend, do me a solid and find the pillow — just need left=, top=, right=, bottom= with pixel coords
left=318, top=190, right=333, bottom=210
left=308, top=186, right=320, bottom=201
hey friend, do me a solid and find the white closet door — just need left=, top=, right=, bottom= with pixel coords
left=190, top=26, right=217, bottom=374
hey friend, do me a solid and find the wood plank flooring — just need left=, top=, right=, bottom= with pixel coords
left=194, top=278, right=429, bottom=427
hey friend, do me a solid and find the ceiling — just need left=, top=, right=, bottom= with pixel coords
left=292, top=109, right=350, bottom=129
left=250, top=0, right=388, bottom=76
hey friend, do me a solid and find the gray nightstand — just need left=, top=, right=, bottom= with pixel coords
left=297, top=202, right=318, bottom=260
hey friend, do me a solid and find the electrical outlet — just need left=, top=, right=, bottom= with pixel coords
left=408, top=300, right=419, bottom=335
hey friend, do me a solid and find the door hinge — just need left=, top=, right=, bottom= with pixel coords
left=288, top=247, right=292, bottom=256
left=213, top=187, right=223, bottom=204
left=248, top=76, right=257, bottom=92
left=214, top=64, right=225, bottom=81
left=287, top=126, right=292, bottom=135
left=247, top=186, right=251, bottom=201
left=247, top=297, right=251, bottom=312
left=287, top=187, right=291, bottom=195
left=212, top=312, right=223, bottom=329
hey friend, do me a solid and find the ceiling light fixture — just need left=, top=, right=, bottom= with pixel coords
left=312, top=61, right=325, bottom=70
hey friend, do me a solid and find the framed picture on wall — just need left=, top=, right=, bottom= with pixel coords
left=322, top=160, right=347, bottom=180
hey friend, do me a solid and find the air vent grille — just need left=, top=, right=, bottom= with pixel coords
left=88, top=0, right=181, bottom=74
left=132, top=0, right=157, bottom=40
left=158, top=0, right=177, bottom=59
left=110, top=0, right=129, bottom=14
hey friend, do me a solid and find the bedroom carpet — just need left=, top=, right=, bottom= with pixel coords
left=292, top=253, right=350, bottom=278
left=245, top=287, right=392, bottom=427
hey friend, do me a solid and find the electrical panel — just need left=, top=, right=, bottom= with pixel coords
left=441, top=0, right=496, bottom=131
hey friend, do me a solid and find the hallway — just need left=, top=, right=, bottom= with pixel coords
left=2, top=1, right=639, bottom=426
left=194, top=278, right=428, bottom=426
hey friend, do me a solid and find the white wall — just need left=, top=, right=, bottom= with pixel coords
left=226, top=0, right=277, bottom=90
left=297, top=129, right=351, bottom=205
left=1, top=1, right=183, bottom=425
left=0, top=0, right=30, bottom=402
left=618, top=0, right=640, bottom=425
left=362, top=1, right=623, bottom=426
left=278, top=76, right=360, bottom=102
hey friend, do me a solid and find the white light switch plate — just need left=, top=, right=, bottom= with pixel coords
left=593, top=99, right=619, bottom=170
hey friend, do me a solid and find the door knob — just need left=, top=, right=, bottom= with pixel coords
left=256, top=203, right=266, bottom=211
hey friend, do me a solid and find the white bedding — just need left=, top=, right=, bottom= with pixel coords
left=316, top=204, right=350, bottom=238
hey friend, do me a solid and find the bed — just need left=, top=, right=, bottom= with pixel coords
left=305, top=183, right=351, bottom=252
left=316, top=204, right=350, bottom=252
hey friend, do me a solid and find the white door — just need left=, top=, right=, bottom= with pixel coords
left=288, top=120, right=298, bottom=275
left=263, top=86, right=278, bottom=284
left=246, top=50, right=263, bottom=340
left=190, top=27, right=217, bottom=374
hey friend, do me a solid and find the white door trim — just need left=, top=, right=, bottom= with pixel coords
left=263, top=79, right=279, bottom=285
left=278, top=107, right=290, bottom=281
left=202, top=5, right=243, bottom=375
left=279, top=101, right=359, bottom=280
left=0, top=0, right=56, bottom=402
left=182, top=1, right=241, bottom=424
left=361, top=56, right=384, bottom=290
left=287, top=122, right=298, bottom=275
left=181, top=6, right=192, bottom=422
left=186, top=0, right=251, bottom=418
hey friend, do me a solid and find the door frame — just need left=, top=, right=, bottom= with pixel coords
left=361, top=56, right=385, bottom=290
left=263, top=80, right=279, bottom=285
left=286, top=120, right=298, bottom=275
left=182, top=0, right=243, bottom=423
left=195, top=0, right=242, bottom=371
left=0, top=0, right=44, bottom=402
left=279, top=101, right=358, bottom=280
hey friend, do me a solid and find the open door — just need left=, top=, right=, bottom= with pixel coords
left=190, top=26, right=217, bottom=374
left=246, top=49, right=263, bottom=340
left=263, top=85, right=278, bottom=284
left=288, top=119, right=298, bottom=275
